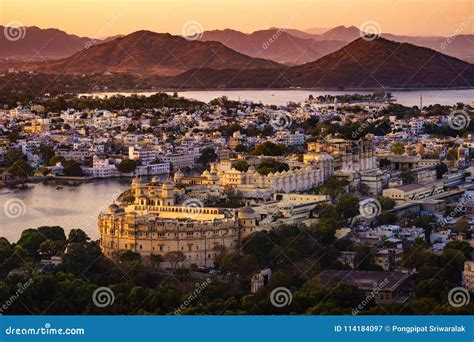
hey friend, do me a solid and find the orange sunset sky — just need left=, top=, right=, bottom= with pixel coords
left=1, top=0, right=473, bottom=37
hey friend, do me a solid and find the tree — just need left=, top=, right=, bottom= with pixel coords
left=250, top=142, right=287, bottom=156
left=61, top=160, right=84, bottom=177
left=119, top=250, right=142, bottom=263
left=7, top=159, right=33, bottom=178
left=234, top=144, right=248, bottom=153
left=435, top=162, right=448, bottom=179
left=67, top=229, right=90, bottom=244
left=197, top=147, right=217, bottom=165
left=164, top=251, right=185, bottom=270
left=379, top=158, right=391, bottom=168
left=310, top=219, right=337, bottom=245
left=223, top=186, right=244, bottom=208
left=117, top=159, right=137, bottom=173
left=37, top=226, right=66, bottom=241
left=149, top=254, right=164, bottom=269
left=48, top=155, right=65, bottom=166
left=231, top=160, right=249, bottom=172
left=256, top=159, right=289, bottom=175
left=17, top=229, right=46, bottom=256
left=400, top=169, right=415, bottom=184
left=378, top=197, right=396, bottom=210
left=391, top=142, right=405, bottom=155
left=336, top=195, right=360, bottom=221
left=39, top=239, right=65, bottom=257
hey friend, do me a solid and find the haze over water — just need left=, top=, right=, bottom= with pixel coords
left=80, top=89, right=474, bottom=107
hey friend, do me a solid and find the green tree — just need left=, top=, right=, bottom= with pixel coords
left=336, top=195, right=360, bottom=221
left=231, top=160, right=249, bottom=172
left=7, top=159, right=33, bottom=178
left=310, top=219, right=337, bottom=245
left=117, top=159, right=137, bottom=173
left=256, top=159, right=289, bottom=175
left=391, top=142, right=405, bottom=155
left=251, top=142, right=287, bottom=156
left=197, top=147, right=217, bottom=165
left=61, top=160, right=84, bottom=177
left=400, top=169, right=415, bottom=184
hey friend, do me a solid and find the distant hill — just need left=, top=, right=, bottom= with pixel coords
left=0, top=25, right=91, bottom=60
left=304, top=27, right=330, bottom=35
left=316, top=25, right=361, bottom=42
left=382, top=33, right=474, bottom=64
left=27, top=30, right=282, bottom=76
left=159, top=37, right=474, bottom=89
left=199, top=29, right=346, bottom=65
left=288, top=36, right=474, bottom=88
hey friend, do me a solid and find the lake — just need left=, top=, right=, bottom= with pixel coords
left=79, top=89, right=474, bottom=107
left=0, top=180, right=130, bottom=243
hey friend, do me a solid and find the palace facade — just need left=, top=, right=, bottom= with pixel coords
left=174, top=156, right=334, bottom=200
left=99, top=178, right=258, bottom=267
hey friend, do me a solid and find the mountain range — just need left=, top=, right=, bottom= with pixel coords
left=2, top=25, right=474, bottom=90
left=156, top=36, right=474, bottom=89
left=0, top=25, right=94, bottom=60
left=27, top=31, right=281, bottom=76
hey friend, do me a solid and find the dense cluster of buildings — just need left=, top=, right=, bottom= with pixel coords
left=1, top=94, right=473, bottom=300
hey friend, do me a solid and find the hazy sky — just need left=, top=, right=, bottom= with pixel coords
left=1, top=0, right=473, bottom=37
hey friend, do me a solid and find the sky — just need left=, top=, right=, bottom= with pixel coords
left=1, top=0, right=473, bottom=37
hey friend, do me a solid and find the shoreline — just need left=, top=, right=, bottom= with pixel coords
left=76, top=87, right=474, bottom=94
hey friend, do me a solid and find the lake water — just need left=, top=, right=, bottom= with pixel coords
left=0, top=180, right=130, bottom=243
left=79, top=89, right=474, bottom=107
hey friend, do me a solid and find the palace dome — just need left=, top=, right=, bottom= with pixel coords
left=238, top=205, right=256, bottom=219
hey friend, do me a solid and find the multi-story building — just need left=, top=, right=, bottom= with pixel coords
left=463, top=261, right=474, bottom=292
left=99, top=178, right=258, bottom=267
left=174, top=159, right=334, bottom=200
